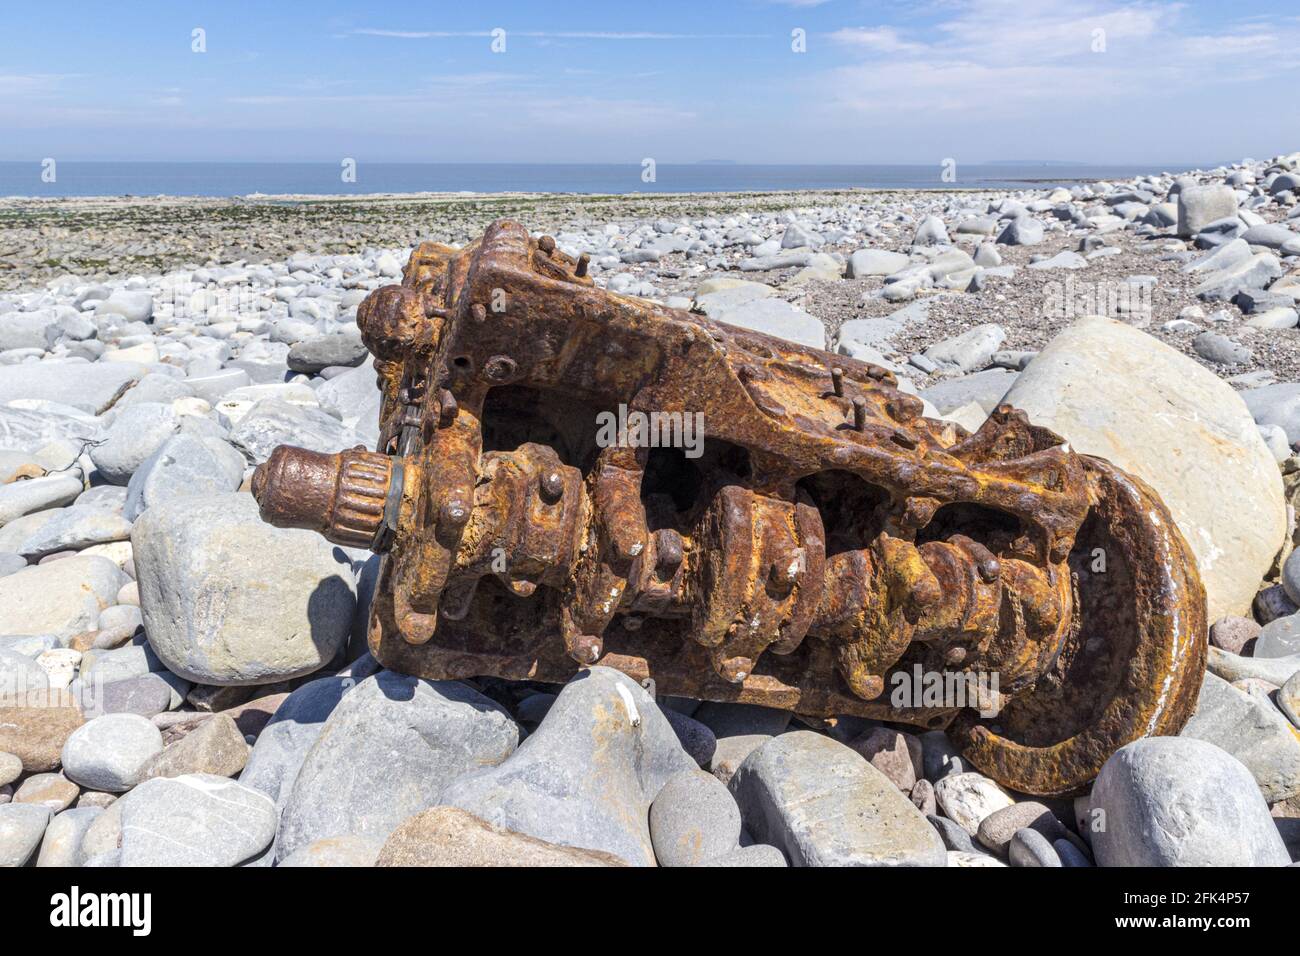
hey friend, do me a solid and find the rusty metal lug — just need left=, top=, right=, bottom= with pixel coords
left=250, top=219, right=1207, bottom=796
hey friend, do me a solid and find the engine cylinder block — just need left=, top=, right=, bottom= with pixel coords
left=251, top=219, right=1207, bottom=796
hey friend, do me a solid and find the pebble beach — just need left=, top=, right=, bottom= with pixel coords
left=3, top=150, right=1300, bottom=868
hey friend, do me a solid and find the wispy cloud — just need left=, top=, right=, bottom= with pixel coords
left=818, top=0, right=1300, bottom=119
left=828, top=26, right=927, bottom=54
left=350, top=28, right=770, bottom=40
left=0, top=73, right=83, bottom=97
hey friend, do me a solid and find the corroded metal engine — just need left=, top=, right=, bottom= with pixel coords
left=251, top=219, right=1207, bottom=796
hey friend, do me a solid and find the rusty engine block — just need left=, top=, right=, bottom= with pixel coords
left=251, top=219, right=1207, bottom=796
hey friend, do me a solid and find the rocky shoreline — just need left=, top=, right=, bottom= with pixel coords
left=2, top=152, right=1300, bottom=867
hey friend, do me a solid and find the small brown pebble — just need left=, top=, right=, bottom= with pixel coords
left=911, top=778, right=937, bottom=816
left=14, top=771, right=80, bottom=811
left=1210, top=615, right=1261, bottom=655
left=76, top=790, right=118, bottom=810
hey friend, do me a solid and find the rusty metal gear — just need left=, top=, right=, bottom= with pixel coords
left=251, top=219, right=1207, bottom=796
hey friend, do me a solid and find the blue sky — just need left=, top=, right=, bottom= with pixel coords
left=2, top=0, right=1298, bottom=164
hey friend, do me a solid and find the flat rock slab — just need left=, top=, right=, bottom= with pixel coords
left=376, top=806, right=626, bottom=867
left=0, top=555, right=126, bottom=641
left=712, top=298, right=826, bottom=350
left=0, top=362, right=146, bottom=415
left=0, top=803, right=51, bottom=866
left=439, top=667, right=695, bottom=867
left=0, top=689, right=85, bottom=772
left=728, top=731, right=946, bottom=867
left=1002, top=316, right=1285, bottom=621
left=238, top=675, right=352, bottom=807
left=1180, top=671, right=1300, bottom=802
left=118, top=773, right=277, bottom=866
left=275, top=672, right=518, bottom=862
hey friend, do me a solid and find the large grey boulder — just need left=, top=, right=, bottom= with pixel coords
left=1177, top=184, right=1238, bottom=237
left=61, top=713, right=164, bottom=793
left=275, top=671, right=517, bottom=862
left=1257, top=612, right=1300, bottom=658
left=117, top=774, right=277, bottom=866
left=693, top=279, right=774, bottom=319
left=1180, top=671, right=1300, bottom=802
left=123, top=432, right=245, bottom=521
left=132, top=492, right=356, bottom=685
left=0, top=473, right=83, bottom=526
left=0, top=310, right=57, bottom=350
left=847, top=249, right=909, bottom=278
left=996, top=217, right=1043, bottom=246
left=0, top=504, right=131, bottom=560
left=315, top=358, right=382, bottom=450
left=0, top=406, right=102, bottom=454
left=0, top=361, right=148, bottom=415
left=1193, top=252, right=1283, bottom=303
left=439, top=667, right=696, bottom=867
left=923, top=324, right=1005, bottom=373
left=649, top=768, right=743, bottom=867
left=229, top=398, right=363, bottom=463
left=713, top=298, right=826, bottom=350
left=287, top=334, right=367, bottom=374
left=35, top=806, right=103, bottom=867
left=921, top=368, right=1017, bottom=414
left=729, top=731, right=946, bottom=866
left=1002, top=317, right=1284, bottom=621
left=0, top=555, right=126, bottom=640
left=1242, top=223, right=1300, bottom=250
left=95, top=290, right=154, bottom=323
left=238, top=675, right=353, bottom=806
left=1242, top=382, right=1300, bottom=445
left=1090, top=737, right=1290, bottom=866
left=912, top=215, right=950, bottom=246
left=89, top=403, right=179, bottom=485
left=0, top=803, right=51, bottom=866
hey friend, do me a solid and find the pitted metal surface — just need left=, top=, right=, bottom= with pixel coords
left=252, top=219, right=1207, bottom=796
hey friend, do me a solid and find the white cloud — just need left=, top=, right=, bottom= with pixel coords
left=350, top=28, right=769, bottom=41
left=0, top=73, right=82, bottom=97
left=818, top=0, right=1300, bottom=119
left=829, top=27, right=927, bottom=54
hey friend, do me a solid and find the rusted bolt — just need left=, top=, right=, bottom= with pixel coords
left=482, top=354, right=518, bottom=383
left=471, top=302, right=487, bottom=323
left=575, top=252, right=590, bottom=277
left=439, top=496, right=471, bottom=530
left=654, top=529, right=684, bottom=574
left=538, top=235, right=556, bottom=256
left=719, top=656, right=753, bottom=684
left=852, top=398, right=867, bottom=431
left=539, top=470, right=564, bottom=503
left=830, top=366, right=844, bottom=397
